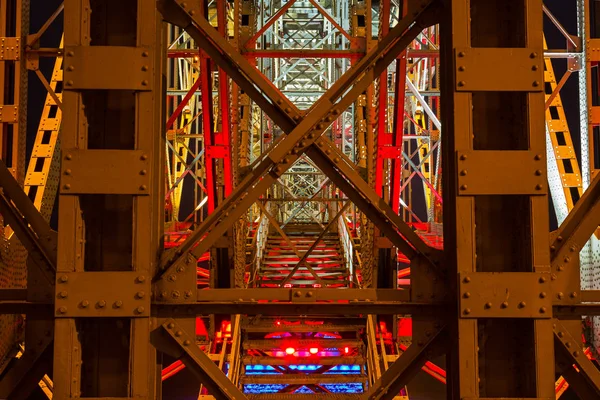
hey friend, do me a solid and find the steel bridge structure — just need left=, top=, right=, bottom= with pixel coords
left=0, top=0, right=600, bottom=399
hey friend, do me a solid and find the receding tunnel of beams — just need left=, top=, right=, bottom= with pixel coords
left=164, top=0, right=440, bottom=396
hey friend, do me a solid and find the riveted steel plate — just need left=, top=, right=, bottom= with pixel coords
left=590, top=39, right=600, bottom=62
left=60, top=149, right=150, bottom=195
left=63, top=46, right=153, bottom=90
left=0, top=105, right=18, bottom=123
left=0, top=37, right=20, bottom=60
left=55, top=271, right=150, bottom=317
left=456, top=150, right=547, bottom=195
left=459, top=272, right=552, bottom=318
left=455, top=47, right=544, bottom=92
left=592, top=106, right=600, bottom=125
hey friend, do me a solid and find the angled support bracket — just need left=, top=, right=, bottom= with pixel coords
left=152, top=319, right=248, bottom=400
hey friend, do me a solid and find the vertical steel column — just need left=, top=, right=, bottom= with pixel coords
left=0, top=0, right=28, bottom=182
left=442, top=0, right=554, bottom=398
left=54, top=0, right=164, bottom=398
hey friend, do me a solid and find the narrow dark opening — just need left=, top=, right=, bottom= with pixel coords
left=470, top=0, right=525, bottom=48
left=555, top=131, right=566, bottom=146
left=570, top=187, right=581, bottom=205
left=4, top=124, right=14, bottom=168
left=48, top=105, right=58, bottom=119
left=34, top=157, right=45, bottom=172
left=562, top=158, right=574, bottom=173
left=242, top=14, right=250, bottom=26
left=473, top=92, right=528, bottom=150
left=80, top=194, right=134, bottom=271
left=55, top=79, right=63, bottom=95
left=79, top=318, right=130, bottom=397
left=90, top=0, right=138, bottom=46
left=27, top=185, right=38, bottom=202
left=82, top=90, right=136, bottom=150
left=549, top=106, right=559, bottom=120
left=41, top=131, right=52, bottom=145
left=357, top=15, right=366, bottom=27
left=545, top=82, right=553, bottom=95
left=594, top=126, right=600, bottom=170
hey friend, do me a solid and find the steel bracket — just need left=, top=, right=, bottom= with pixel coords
left=456, top=150, right=547, bottom=195
left=0, top=105, right=18, bottom=123
left=459, top=272, right=552, bottom=318
left=63, top=46, right=153, bottom=90
left=154, top=253, right=197, bottom=303
left=55, top=271, right=150, bottom=317
left=378, top=145, right=402, bottom=159
left=0, top=37, right=20, bottom=60
left=589, top=39, right=600, bottom=62
left=206, top=145, right=230, bottom=159
left=455, top=47, right=543, bottom=91
left=60, top=149, right=150, bottom=195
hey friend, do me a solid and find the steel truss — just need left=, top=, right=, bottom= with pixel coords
left=0, top=0, right=599, bottom=399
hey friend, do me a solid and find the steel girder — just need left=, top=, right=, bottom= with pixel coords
left=157, top=0, right=443, bottom=284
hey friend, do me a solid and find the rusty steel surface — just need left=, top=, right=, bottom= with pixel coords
left=0, top=0, right=599, bottom=399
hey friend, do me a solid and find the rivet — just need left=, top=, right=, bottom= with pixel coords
left=175, top=330, right=183, bottom=337
left=189, top=10, right=195, bottom=15
left=535, top=154, right=542, bottom=160
left=142, top=80, right=149, bottom=86
left=332, top=109, right=340, bottom=115
left=140, top=169, right=147, bottom=175
left=137, top=275, right=146, bottom=283
left=167, top=323, right=175, bottom=329
left=460, top=170, right=467, bottom=176
left=67, top=66, right=74, bottom=71
left=535, top=169, right=542, bottom=176
left=66, top=80, right=74, bottom=86
left=463, top=276, right=471, bottom=283
left=551, top=245, right=556, bottom=251
left=460, top=154, right=467, bottom=160
left=141, top=154, right=148, bottom=160
left=539, top=307, right=546, bottom=313
left=316, top=124, right=323, bottom=129
left=63, top=184, right=71, bottom=190
left=458, top=81, right=466, bottom=87
left=458, top=51, right=465, bottom=57
left=139, top=185, right=147, bottom=191
left=184, top=290, right=193, bottom=298
left=65, top=154, right=72, bottom=160
left=184, top=339, right=191, bottom=346
left=570, top=245, right=576, bottom=252
left=539, top=292, right=546, bottom=298
left=59, top=291, right=68, bottom=298
left=136, top=291, right=145, bottom=299
left=565, top=342, right=571, bottom=348
left=136, top=306, right=145, bottom=314
left=97, top=300, right=106, bottom=308
left=463, top=308, right=471, bottom=315
left=142, top=51, right=149, bottom=57
left=458, top=66, right=465, bottom=71
left=80, top=300, right=89, bottom=308
left=573, top=350, right=580, bottom=357
left=535, top=184, right=543, bottom=190
left=114, top=300, right=123, bottom=308
left=142, top=65, right=148, bottom=71
left=463, top=292, right=471, bottom=298
left=533, top=81, right=540, bottom=87
left=285, top=107, right=292, bottom=113
left=501, top=301, right=509, bottom=308
left=530, top=52, right=538, bottom=58
left=172, top=291, right=180, bottom=299
left=484, top=302, right=492, bottom=309
left=539, top=276, right=546, bottom=283
left=557, top=292, right=564, bottom=299
left=532, top=65, right=539, bottom=71
left=58, top=306, right=67, bottom=314
left=306, top=291, right=313, bottom=297
left=460, top=184, right=468, bottom=190
left=334, top=157, right=340, bottom=163
left=67, top=51, right=74, bottom=56
left=64, top=169, right=72, bottom=175
left=294, top=291, right=302, bottom=297
left=570, top=292, right=578, bottom=298
left=59, top=275, right=68, bottom=283
left=518, top=301, right=526, bottom=308
left=558, top=331, right=564, bottom=338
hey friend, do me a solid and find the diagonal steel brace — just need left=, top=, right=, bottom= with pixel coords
left=156, top=0, right=442, bottom=282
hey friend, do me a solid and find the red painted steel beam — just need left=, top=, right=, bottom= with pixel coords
left=375, top=0, right=391, bottom=198
left=216, top=0, right=232, bottom=197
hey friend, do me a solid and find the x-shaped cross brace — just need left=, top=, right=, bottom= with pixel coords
left=156, top=0, right=443, bottom=282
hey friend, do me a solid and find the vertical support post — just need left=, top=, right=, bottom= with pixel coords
left=54, top=0, right=164, bottom=398
left=441, top=0, right=554, bottom=398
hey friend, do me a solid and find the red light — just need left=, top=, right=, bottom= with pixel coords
left=275, top=321, right=281, bottom=326
left=312, top=283, right=322, bottom=288
left=283, top=283, right=292, bottom=288
left=344, top=347, right=349, bottom=354
left=309, top=347, right=319, bottom=355
left=285, top=347, right=296, bottom=355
